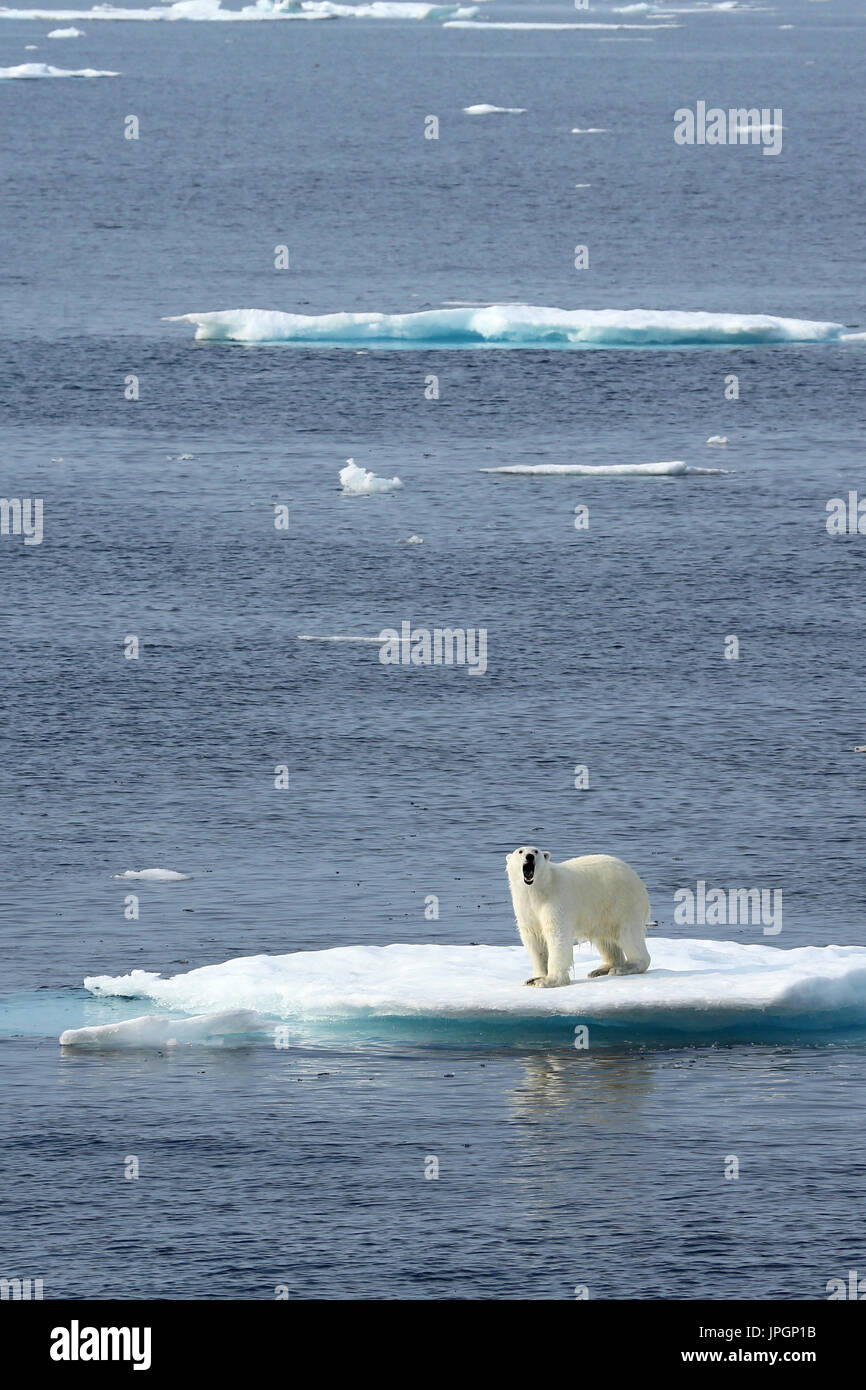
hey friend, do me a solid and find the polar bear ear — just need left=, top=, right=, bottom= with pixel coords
left=543, top=851, right=550, bottom=860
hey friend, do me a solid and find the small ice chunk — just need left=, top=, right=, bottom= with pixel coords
left=0, top=62, right=117, bottom=78
left=339, top=458, right=402, bottom=494
left=463, top=104, right=526, bottom=115
left=113, top=867, right=192, bottom=882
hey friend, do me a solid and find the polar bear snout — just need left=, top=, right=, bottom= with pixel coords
left=506, top=845, right=551, bottom=886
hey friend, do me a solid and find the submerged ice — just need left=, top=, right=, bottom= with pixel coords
left=481, top=460, right=728, bottom=476
left=59, top=1008, right=267, bottom=1048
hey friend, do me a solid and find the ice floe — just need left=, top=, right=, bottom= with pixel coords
left=113, top=867, right=191, bottom=882
left=0, top=60, right=116, bottom=75
left=0, top=1, right=475, bottom=21
left=165, top=305, right=852, bottom=349
left=463, top=103, right=526, bottom=115
left=78, top=938, right=866, bottom=1038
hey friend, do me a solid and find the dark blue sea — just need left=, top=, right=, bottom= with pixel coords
left=1, top=0, right=865, bottom=1300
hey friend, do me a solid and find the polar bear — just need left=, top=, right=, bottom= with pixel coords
left=506, top=846, right=651, bottom=987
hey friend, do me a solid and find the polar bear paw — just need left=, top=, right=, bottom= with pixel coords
left=588, top=966, right=611, bottom=978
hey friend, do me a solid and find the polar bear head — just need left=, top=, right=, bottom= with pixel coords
left=506, top=845, right=551, bottom=888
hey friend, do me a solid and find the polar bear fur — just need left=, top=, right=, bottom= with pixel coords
left=506, top=846, right=651, bottom=987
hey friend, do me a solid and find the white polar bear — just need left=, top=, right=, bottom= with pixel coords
left=506, top=846, right=651, bottom=987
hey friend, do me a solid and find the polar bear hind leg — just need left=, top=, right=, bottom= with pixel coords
left=588, top=939, right=625, bottom=977
left=600, top=923, right=650, bottom=977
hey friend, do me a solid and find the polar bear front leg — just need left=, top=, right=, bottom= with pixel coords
left=518, top=923, right=548, bottom=985
left=530, top=914, right=574, bottom=988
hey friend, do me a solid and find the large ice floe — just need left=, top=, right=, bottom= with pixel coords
left=164, top=306, right=856, bottom=349
left=0, top=1, right=475, bottom=21
left=68, top=938, right=866, bottom=1045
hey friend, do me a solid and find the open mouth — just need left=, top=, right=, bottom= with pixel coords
left=523, top=867, right=534, bottom=885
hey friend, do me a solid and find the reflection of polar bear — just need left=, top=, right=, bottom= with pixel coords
left=506, top=846, right=651, bottom=988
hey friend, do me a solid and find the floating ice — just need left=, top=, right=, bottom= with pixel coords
left=401, top=534, right=424, bottom=544
left=339, top=458, right=402, bottom=494
left=296, top=633, right=381, bottom=642
left=446, top=20, right=679, bottom=29
left=0, top=60, right=116, bottom=75
left=613, top=1, right=759, bottom=11
left=47, top=24, right=83, bottom=33
left=572, top=127, right=608, bottom=133
left=166, top=305, right=852, bottom=350
left=0, top=1, right=475, bottom=21
left=706, top=435, right=729, bottom=446
left=113, top=867, right=191, bottom=882
left=463, top=104, right=525, bottom=115
left=59, top=1008, right=267, bottom=1049
left=79, top=938, right=866, bottom=1038
left=482, top=460, right=727, bottom=477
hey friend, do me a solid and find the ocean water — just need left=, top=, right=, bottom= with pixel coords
left=1, top=0, right=865, bottom=1300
